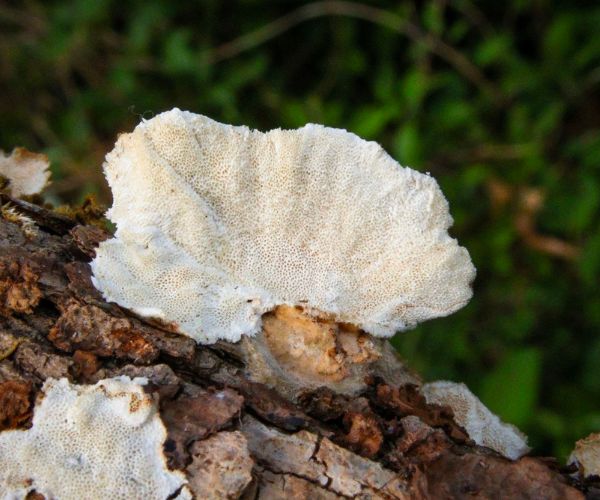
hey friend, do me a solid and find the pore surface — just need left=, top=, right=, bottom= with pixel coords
left=0, top=377, right=186, bottom=499
left=91, top=109, right=475, bottom=343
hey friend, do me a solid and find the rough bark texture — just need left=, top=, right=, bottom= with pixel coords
left=0, top=193, right=594, bottom=499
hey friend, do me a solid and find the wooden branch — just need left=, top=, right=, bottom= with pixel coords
left=0, top=198, right=588, bottom=499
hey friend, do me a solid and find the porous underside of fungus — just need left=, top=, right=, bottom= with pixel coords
left=422, top=381, right=530, bottom=460
left=0, top=377, right=187, bottom=499
left=91, top=108, right=475, bottom=344
left=0, top=147, right=50, bottom=197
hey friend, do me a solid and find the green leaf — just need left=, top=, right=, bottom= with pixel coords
left=162, top=30, right=195, bottom=74
left=394, top=123, right=422, bottom=167
left=402, top=70, right=429, bottom=110
left=583, top=338, right=600, bottom=392
left=281, top=101, right=309, bottom=128
left=479, top=348, right=542, bottom=427
left=579, top=227, right=600, bottom=285
left=543, top=15, right=575, bottom=61
left=350, top=106, right=397, bottom=139
left=474, top=36, right=511, bottom=67
left=532, top=102, right=565, bottom=138
left=423, top=2, right=444, bottom=35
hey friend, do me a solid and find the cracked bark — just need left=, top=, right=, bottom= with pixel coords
left=0, top=196, right=591, bottom=499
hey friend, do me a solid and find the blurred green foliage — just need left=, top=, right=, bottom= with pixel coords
left=1, top=0, right=599, bottom=459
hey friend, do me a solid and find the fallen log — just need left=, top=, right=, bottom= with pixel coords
left=0, top=193, right=591, bottom=499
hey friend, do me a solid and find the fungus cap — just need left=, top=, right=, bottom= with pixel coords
left=91, top=109, right=475, bottom=343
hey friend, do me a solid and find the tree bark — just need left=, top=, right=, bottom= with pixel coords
left=0, top=194, right=591, bottom=499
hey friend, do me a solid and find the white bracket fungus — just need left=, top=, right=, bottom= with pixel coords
left=422, top=381, right=530, bottom=460
left=0, top=147, right=51, bottom=197
left=91, top=108, right=475, bottom=344
left=0, top=377, right=187, bottom=499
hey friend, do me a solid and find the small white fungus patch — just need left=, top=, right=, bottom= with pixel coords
left=0, top=377, right=186, bottom=500
left=422, top=380, right=530, bottom=460
left=0, top=147, right=50, bottom=197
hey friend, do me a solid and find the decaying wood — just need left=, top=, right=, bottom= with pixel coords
left=0, top=195, right=593, bottom=499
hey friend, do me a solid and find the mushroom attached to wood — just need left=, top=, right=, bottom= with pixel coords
left=91, top=109, right=476, bottom=395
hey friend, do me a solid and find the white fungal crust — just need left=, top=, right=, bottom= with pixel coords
left=0, top=377, right=186, bottom=500
left=422, top=381, right=530, bottom=460
left=91, top=108, right=476, bottom=343
left=0, top=147, right=50, bottom=197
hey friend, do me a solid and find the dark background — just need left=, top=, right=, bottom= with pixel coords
left=1, top=0, right=599, bottom=459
